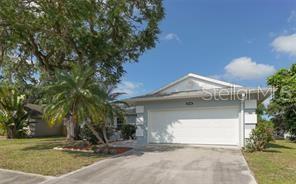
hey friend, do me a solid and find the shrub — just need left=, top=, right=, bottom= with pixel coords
left=121, top=124, right=136, bottom=140
left=285, top=133, right=296, bottom=142
left=0, top=127, right=5, bottom=136
left=246, top=121, right=274, bottom=152
left=0, top=86, right=29, bottom=139
left=79, top=125, right=113, bottom=145
left=79, top=125, right=97, bottom=144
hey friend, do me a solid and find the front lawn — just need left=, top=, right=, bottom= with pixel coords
left=244, top=140, right=296, bottom=184
left=0, top=137, right=107, bottom=176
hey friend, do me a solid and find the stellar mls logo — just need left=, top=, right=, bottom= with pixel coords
left=200, top=86, right=274, bottom=101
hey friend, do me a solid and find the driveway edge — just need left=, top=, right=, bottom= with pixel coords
left=240, top=150, right=258, bottom=184
left=38, top=148, right=135, bottom=184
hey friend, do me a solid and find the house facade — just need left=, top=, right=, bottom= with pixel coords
left=125, top=73, right=271, bottom=147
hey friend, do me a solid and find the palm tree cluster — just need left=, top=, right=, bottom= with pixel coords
left=43, top=65, right=127, bottom=146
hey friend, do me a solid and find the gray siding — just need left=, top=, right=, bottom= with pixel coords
left=126, top=114, right=137, bottom=125
left=29, top=119, right=63, bottom=137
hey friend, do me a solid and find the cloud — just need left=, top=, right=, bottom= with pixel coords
left=271, top=34, right=296, bottom=56
left=115, top=80, right=144, bottom=98
left=245, top=38, right=255, bottom=44
left=224, top=57, right=276, bottom=80
left=268, top=32, right=277, bottom=38
left=288, top=10, right=296, bottom=24
left=163, top=33, right=181, bottom=43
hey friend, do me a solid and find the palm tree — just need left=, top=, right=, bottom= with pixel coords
left=94, top=87, right=127, bottom=146
left=0, top=85, right=29, bottom=138
left=43, top=65, right=127, bottom=146
left=43, top=65, right=106, bottom=142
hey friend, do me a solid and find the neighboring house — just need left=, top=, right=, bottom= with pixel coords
left=25, top=104, right=64, bottom=137
left=125, top=73, right=272, bottom=147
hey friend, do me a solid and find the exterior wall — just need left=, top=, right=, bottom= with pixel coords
left=28, top=119, right=63, bottom=137
left=125, top=114, right=137, bottom=125
left=135, top=98, right=242, bottom=145
left=244, top=100, right=257, bottom=139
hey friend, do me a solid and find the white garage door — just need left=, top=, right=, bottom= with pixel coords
left=148, top=107, right=240, bottom=145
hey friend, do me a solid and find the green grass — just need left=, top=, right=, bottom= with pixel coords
left=244, top=140, right=296, bottom=184
left=0, top=137, right=107, bottom=176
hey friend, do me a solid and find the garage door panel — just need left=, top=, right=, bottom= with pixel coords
left=148, top=107, right=239, bottom=145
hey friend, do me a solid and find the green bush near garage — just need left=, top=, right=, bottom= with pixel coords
left=121, top=124, right=136, bottom=140
left=246, top=121, right=274, bottom=152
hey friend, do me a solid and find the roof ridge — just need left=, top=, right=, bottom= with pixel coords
left=148, top=73, right=242, bottom=95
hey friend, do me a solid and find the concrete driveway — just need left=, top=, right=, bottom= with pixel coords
left=0, top=169, right=46, bottom=184
left=41, top=145, right=257, bottom=184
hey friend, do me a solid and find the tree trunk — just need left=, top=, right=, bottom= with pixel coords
left=7, top=127, right=14, bottom=139
left=6, top=124, right=18, bottom=139
left=74, top=123, right=80, bottom=140
left=66, top=117, right=75, bottom=141
left=85, top=121, right=106, bottom=145
left=69, top=120, right=75, bottom=141
left=102, top=126, right=109, bottom=146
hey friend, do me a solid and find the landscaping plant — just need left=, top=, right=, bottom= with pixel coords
left=43, top=64, right=127, bottom=148
left=121, top=124, right=136, bottom=140
left=0, top=85, right=29, bottom=138
left=267, top=64, right=296, bottom=138
left=79, top=124, right=113, bottom=145
left=43, top=65, right=106, bottom=142
left=246, top=121, right=274, bottom=152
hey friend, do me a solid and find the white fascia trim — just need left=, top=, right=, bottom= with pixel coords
left=125, top=88, right=272, bottom=105
left=149, top=73, right=242, bottom=95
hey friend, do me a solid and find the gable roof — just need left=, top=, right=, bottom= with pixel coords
left=124, top=73, right=273, bottom=104
left=125, top=87, right=272, bottom=104
left=150, top=73, right=242, bottom=95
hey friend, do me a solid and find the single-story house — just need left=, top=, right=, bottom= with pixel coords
left=125, top=73, right=272, bottom=147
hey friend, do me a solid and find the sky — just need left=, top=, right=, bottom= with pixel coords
left=118, top=0, right=296, bottom=98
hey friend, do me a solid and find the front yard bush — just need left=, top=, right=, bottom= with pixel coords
left=0, top=85, right=29, bottom=139
left=121, top=124, right=136, bottom=140
left=79, top=125, right=113, bottom=145
left=246, top=121, right=274, bottom=152
left=0, top=127, right=5, bottom=136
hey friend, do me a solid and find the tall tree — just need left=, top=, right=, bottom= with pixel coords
left=267, top=64, right=296, bottom=136
left=0, top=0, right=164, bottom=84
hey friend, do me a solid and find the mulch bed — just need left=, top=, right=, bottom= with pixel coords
left=93, top=146, right=132, bottom=154
left=54, top=144, right=132, bottom=155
